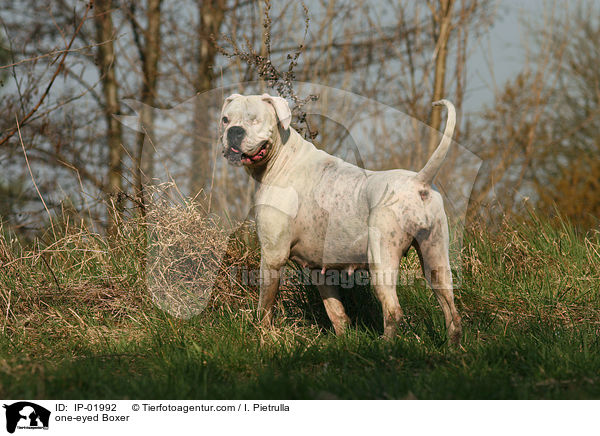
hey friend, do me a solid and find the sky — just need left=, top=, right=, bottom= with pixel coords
left=0, top=0, right=567, bottom=117
left=464, top=0, right=550, bottom=113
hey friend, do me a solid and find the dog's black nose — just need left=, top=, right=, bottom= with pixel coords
left=227, top=126, right=245, bottom=147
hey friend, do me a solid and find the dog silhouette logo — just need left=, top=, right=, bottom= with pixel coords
left=3, top=402, right=50, bottom=434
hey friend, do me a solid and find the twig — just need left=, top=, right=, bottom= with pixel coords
left=1, top=288, right=11, bottom=334
left=0, top=1, right=93, bottom=147
left=0, top=41, right=115, bottom=71
left=216, top=0, right=319, bottom=139
left=40, top=253, right=61, bottom=291
left=16, top=115, right=56, bottom=239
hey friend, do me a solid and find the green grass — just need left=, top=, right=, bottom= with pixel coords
left=0, top=213, right=599, bottom=399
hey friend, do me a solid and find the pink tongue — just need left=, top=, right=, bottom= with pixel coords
left=242, top=148, right=267, bottom=163
left=243, top=147, right=266, bottom=163
left=252, top=148, right=266, bottom=160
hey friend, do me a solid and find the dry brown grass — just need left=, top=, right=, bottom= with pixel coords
left=460, top=215, right=600, bottom=335
left=0, top=186, right=327, bottom=349
left=1, top=192, right=599, bottom=353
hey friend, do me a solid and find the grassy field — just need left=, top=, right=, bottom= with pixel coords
left=1, top=211, right=599, bottom=399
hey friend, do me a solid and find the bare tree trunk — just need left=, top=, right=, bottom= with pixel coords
left=453, top=16, right=466, bottom=142
left=133, top=0, right=163, bottom=214
left=427, top=0, right=454, bottom=156
left=190, top=0, right=225, bottom=196
left=258, top=0, right=268, bottom=94
left=95, top=0, right=124, bottom=234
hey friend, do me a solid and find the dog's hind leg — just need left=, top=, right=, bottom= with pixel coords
left=414, top=220, right=462, bottom=346
left=367, top=210, right=413, bottom=339
left=317, top=283, right=350, bottom=335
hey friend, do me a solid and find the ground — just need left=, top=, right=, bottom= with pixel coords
left=1, top=213, right=599, bottom=399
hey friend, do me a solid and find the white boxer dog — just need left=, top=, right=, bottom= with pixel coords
left=221, top=94, right=461, bottom=345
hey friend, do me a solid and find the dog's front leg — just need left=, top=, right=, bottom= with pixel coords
left=256, top=206, right=292, bottom=328
left=258, top=256, right=284, bottom=327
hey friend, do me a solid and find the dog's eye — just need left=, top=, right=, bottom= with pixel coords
left=222, top=116, right=229, bottom=125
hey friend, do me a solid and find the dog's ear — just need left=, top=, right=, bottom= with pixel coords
left=223, top=93, right=242, bottom=108
left=221, top=93, right=242, bottom=127
left=225, top=93, right=242, bottom=104
left=262, top=94, right=291, bottom=130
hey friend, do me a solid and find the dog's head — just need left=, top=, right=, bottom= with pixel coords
left=220, top=93, right=291, bottom=166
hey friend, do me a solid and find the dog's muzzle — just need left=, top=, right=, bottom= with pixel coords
left=227, top=126, right=245, bottom=148
left=223, top=126, right=245, bottom=165
left=224, top=126, right=270, bottom=166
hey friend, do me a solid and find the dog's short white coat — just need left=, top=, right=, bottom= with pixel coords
left=221, top=94, right=461, bottom=343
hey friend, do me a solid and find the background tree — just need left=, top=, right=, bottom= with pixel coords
left=95, top=0, right=126, bottom=232
left=190, top=0, right=225, bottom=196
left=467, top=1, right=600, bottom=229
left=127, top=0, right=163, bottom=212
left=1, top=0, right=598, bottom=238
left=534, top=3, right=600, bottom=228
left=427, top=0, right=454, bottom=156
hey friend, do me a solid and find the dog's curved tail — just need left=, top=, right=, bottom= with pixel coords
left=416, top=99, right=456, bottom=186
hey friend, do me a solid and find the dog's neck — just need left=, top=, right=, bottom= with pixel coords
left=245, top=126, right=308, bottom=185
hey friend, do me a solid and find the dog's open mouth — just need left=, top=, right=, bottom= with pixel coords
left=240, top=140, right=269, bottom=165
